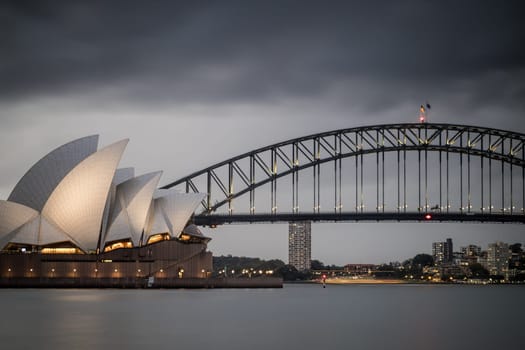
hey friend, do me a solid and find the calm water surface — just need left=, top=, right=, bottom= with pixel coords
left=0, top=284, right=523, bottom=350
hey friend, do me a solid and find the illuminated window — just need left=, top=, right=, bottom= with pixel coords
left=104, top=240, right=132, bottom=252
left=147, top=233, right=170, bottom=244
left=41, top=247, right=79, bottom=254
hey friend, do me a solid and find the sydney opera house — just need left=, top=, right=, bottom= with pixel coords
left=0, top=136, right=212, bottom=286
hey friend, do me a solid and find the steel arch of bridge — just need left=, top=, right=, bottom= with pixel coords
left=162, top=123, right=525, bottom=224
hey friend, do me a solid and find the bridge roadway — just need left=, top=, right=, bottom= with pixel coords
left=193, top=212, right=525, bottom=226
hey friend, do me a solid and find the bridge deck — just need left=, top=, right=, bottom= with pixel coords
left=194, top=212, right=525, bottom=226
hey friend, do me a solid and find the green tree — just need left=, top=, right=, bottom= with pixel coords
left=401, top=254, right=433, bottom=278
left=310, top=259, right=325, bottom=270
left=469, top=263, right=489, bottom=278
left=412, top=254, right=434, bottom=267
left=275, top=265, right=310, bottom=281
left=212, top=255, right=286, bottom=277
left=510, top=243, right=522, bottom=254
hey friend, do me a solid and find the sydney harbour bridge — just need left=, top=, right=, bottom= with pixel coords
left=162, top=123, right=525, bottom=226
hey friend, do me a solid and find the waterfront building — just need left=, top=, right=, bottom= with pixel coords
left=0, top=136, right=212, bottom=282
left=432, top=242, right=444, bottom=265
left=453, top=252, right=464, bottom=266
left=432, top=238, right=453, bottom=265
left=288, top=221, right=311, bottom=271
left=461, top=245, right=481, bottom=257
left=486, top=242, right=510, bottom=276
left=344, top=264, right=376, bottom=275
left=477, top=251, right=488, bottom=270
left=509, top=244, right=524, bottom=276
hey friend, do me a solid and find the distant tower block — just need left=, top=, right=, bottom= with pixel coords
left=288, top=221, right=311, bottom=271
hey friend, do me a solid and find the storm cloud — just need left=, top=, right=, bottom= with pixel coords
left=3, top=1, right=524, bottom=107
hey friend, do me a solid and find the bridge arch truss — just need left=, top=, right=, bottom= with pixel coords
left=162, top=123, right=525, bottom=224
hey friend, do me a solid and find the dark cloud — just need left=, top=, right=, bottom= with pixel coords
left=2, top=0, right=524, bottom=108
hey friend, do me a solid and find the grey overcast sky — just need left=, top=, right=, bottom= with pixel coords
left=1, top=1, right=524, bottom=264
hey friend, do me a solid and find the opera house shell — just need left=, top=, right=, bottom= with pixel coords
left=0, top=136, right=212, bottom=286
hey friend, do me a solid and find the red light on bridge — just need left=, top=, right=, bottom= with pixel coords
left=419, top=104, right=427, bottom=123
left=424, top=214, right=432, bottom=220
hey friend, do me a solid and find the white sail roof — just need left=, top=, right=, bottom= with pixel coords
left=6, top=215, right=40, bottom=246
left=1, top=136, right=210, bottom=253
left=145, top=191, right=205, bottom=241
left=144, top=199, right=170, bottom=241
left=38, top=216, right=82, bottom=246
left=0, top=200, right=39, bottom=250
left=7, top=215, right=81, bottom=247
left=41, top=139, right=128, bottom=252
left=8, top=135, right=99, bottom=211
left=104, top=171, right=162, bottom=246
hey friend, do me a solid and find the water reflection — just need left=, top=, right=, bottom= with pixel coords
left=0, top=285, right=523, bottom=350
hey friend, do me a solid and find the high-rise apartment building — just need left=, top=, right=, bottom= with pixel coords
left=487, top=242, right=510, bottom=276
left=288, top=221, right=311, bottom=271
left=432, top=238, right=453, bottom=265
left=461, top=245, right=481, bottom=257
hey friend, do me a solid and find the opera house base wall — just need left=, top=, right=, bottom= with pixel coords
left=0, top=239, right=212, bottom=286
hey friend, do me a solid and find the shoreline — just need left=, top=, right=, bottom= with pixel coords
left=287, top=278, right=525, bottom=285
left=323, top=278, right=406, bottom=284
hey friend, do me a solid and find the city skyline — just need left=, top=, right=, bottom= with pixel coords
left=2, top=1, right=524, bottom=264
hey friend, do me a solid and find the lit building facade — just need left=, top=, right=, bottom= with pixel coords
left=486, top=242, right=510, bottom=276
left=461, top=245, right=481, bottom=257
left=432, top=238, right=453, bottom=265
left=0, top=136, right=212, bottom=282
left=288, top=221, right=311, bottom=271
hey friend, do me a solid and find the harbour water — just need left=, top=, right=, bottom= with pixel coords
left=1, top=284, right=523, bottom=349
